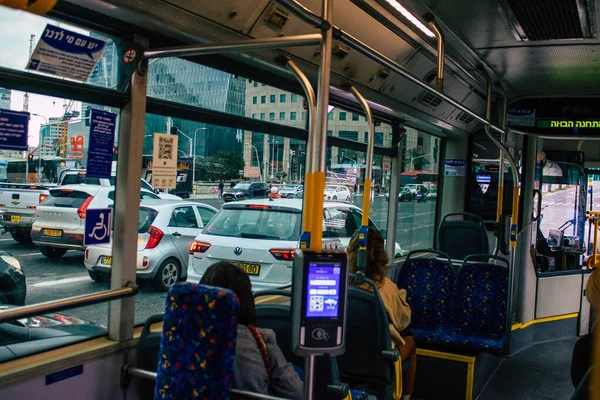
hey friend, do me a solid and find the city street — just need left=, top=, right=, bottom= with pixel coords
left=1, top=195, right=434, bottom=327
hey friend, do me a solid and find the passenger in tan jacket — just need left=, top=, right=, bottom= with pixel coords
left=347, top=229, right=416, bottom=400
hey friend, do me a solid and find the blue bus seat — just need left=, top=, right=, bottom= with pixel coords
left=396, top=250, right=454, bottom=345
left=154, top=282, right=239, bottom=400
left=437, top=213, right=490, bottom=260
left=435, top=255, right=509, bottom=354
left=337, top=281, right=401, bottom=400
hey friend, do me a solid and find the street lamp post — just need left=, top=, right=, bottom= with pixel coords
left=192, top=128, right=207, bottom=186
left=408, top=152, right=434, bottom=171
left=245, top=143, right=263, bottom=182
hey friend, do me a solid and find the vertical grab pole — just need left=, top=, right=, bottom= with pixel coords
left=496, top=96, right=507, bottom=226
left=345, top=84, right=375, bottom=271
left=303, top=1, right=333, bottom=398
left=282, top=58, right=318, bottom=247
left=484, top=80, right=518, bottom=354
left=308, top=0, right=333, bottom=253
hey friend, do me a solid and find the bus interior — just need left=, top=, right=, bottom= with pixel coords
left=0, top=1, right=599, bottom=399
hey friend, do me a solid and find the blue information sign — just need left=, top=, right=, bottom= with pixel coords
left=87, top=109, right=117, bottom=179
left=0, top=109, right=29, bottom=151
left=26, top=24, right=106, bottom=82
left=84, top=208, right=111, bottom=246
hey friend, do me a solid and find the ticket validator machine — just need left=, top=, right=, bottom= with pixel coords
left=292, top=249, right=348, bottom=357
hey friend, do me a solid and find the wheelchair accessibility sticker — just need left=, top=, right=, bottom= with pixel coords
left=85, top=208, right=112, bottom=246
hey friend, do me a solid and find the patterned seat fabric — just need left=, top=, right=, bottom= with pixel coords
left=436, top=263, right=508, bottom=354
left=154, top=282, right=240, bottom=400
left=396, top=257, right=454, bottom=345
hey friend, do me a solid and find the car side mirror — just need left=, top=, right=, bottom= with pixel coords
left=154, top=189, right=159, bottom=194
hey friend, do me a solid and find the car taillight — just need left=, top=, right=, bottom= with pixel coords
left=78, top=196, right=94, bottom=219
left=85, top=248, right=89, bottom=260
left=145, top=226, right=164, bottom=249
left=39, top=193, right=48, bottom=203
left=270, top=249, right=295, bottom=261
left=189, top=240, right=211, bottom=254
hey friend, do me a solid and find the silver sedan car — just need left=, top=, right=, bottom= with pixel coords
left=83, top=200, right=217, bottom=291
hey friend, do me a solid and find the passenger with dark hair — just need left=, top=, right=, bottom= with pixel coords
left=200, top=262, right=303, bottom=399
left=346, top=229, right=417, bottom=400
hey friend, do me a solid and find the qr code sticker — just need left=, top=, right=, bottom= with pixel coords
left=158, top=136, right=174, bottom=160
left=309, top=296, right=324, bottom=312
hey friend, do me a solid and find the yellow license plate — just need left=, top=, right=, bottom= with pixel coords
left=100, top=256, right=112, bottom=265
left=10, top=215, right=20, bottom=223
left=44, top=229, right=62, bottom=237
left=234, top=263, right=260, bottom=276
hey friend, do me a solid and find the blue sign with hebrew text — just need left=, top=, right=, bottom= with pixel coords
left=0, top=109, right=29, bottom=151
left=87, top=109, right=117, bottom=179
left=26, top=24, right=106, bottom=82
left=85, top=208, right=112, bottom=246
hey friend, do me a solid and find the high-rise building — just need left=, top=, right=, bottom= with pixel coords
left=144, top=59, right=246, bottom=158
left=243, top=80, right=394, bottom=182
left=39, top=117, right=67, bottom=157
left=0, top=88, right=10, bottom=109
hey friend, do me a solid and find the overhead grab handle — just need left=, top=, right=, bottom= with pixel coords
left=343, top=83, right=375, bottom=271
left=277, top=56, right=318, bottom=242
left=423, top=14, right=444, bottom=93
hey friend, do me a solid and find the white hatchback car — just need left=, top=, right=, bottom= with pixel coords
left=31, top=185, right=168, bottom=259
left=324, top=185, right=351, bottom=201
left=84, top=200, right=218, bottom=291
left=187, top=198, right=406, bottom=291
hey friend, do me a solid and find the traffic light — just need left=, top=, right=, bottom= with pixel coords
left=293, top=163, right=297, bottom=173
left=170, top=126, right=178, bottom=135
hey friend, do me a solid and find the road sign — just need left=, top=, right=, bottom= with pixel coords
left=152, top=133, right=178, bottom=189
left=0, top=109, right=28, bottom=151
left=382, top=157, right=391, bottom=171
left=85, top=208, right=111, bottom=246
left=87, top=109, right=117, bottom=179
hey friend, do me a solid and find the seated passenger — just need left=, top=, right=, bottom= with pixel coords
left=571, top=270, right=600, bottom=388
left=200, top=262, right=303, bottom=399
left=346, top=229, right=416, bottom=400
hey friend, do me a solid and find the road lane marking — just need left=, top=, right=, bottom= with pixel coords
left=20, top=252, right=42, bottom=257
left=0, top=238, right=14, bottom=241
left=33, top=276, right=92, bottom=287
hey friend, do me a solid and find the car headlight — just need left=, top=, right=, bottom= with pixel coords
left=1, top=255, right=21, bottom=270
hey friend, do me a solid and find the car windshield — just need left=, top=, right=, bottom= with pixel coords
left=234, top=183, right=251, bottom=189
left=325, top=185, right=337, bottom=191
left=203, top=207, right=302, bottom=241
left=282, top=185, right=299, bottom=190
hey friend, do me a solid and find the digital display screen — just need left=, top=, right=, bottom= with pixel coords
left=476, top=174, right=491, bottom=183
left=537, top=119, right=600, bottom=129
left=305, top=263, right=341, bottom=318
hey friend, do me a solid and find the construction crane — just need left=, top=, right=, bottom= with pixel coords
left=22, top=34, right=35, bottom=113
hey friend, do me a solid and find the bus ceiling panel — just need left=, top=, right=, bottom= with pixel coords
left=405, top=0, right=600, bottom=96
left=160, top=0, right=275, bottom=35
left=482, top=45, right=600, bottom=97
left=445, top=90, right=487, bottom=133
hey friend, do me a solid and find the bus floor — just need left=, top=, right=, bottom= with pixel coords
left=477, top=337, right=576, bottom=400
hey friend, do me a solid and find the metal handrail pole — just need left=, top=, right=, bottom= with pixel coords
left=145, top=34, right=322, bottom=59
left=0, top=284, right=137, bottom=324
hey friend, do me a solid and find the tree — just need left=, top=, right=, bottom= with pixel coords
left=194, top=151, right=245, bottom=181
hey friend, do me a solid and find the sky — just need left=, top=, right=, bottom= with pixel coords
left=1, top=7, right=88, bottom=146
